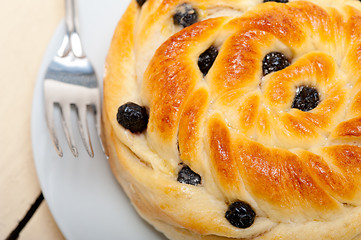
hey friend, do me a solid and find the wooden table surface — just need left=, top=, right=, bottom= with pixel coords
left=0, top=0, right=65, bottom=238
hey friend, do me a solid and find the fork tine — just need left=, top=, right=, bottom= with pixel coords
left=92, top=93, right=105, bottom=155
left=45, top=101, right=63, bottom=157
left=76, top=105, right=94, bottom=157
left=94, top=98, right=102, bottom=140
left=59, top=103, right=78, bottom=157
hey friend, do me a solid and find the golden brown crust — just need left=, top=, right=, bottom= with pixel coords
left=103, top=0, right=361, bottom=239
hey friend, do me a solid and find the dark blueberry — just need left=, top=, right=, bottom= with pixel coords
left=291, top=86, right=320, bottom=112
left=262, top=52, right=290, bottom=76
left=225, top=201, right=256, bottom=228
left=136, top=0, right=147, bottom=7
left=173, top=3, right=198, bottom=28
left=263, top=0, right=288, bottom=3
left=116, top=102, right=148, bottom=133
left=177, top=165, right=201, bottom=185
left=198, top=46, right=219, bottom=76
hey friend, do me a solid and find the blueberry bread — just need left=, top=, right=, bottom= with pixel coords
left=102, top=0, right=361, bottom=239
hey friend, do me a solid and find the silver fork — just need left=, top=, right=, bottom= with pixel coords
left=44, top=0, right=101, bottom=157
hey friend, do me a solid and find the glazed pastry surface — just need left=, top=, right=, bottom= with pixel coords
left=102, top=0, right=361, bottom=239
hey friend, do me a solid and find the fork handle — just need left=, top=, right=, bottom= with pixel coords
left=64, top=0, right=84, bottom=58
left=65, top=0, right=78, bottom=35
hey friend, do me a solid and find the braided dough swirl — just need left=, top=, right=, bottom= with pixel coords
left=102, top=0, right=361, bottom=239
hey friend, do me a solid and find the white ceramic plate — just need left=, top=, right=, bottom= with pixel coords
left=31, top=0, right=166, bottom=239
